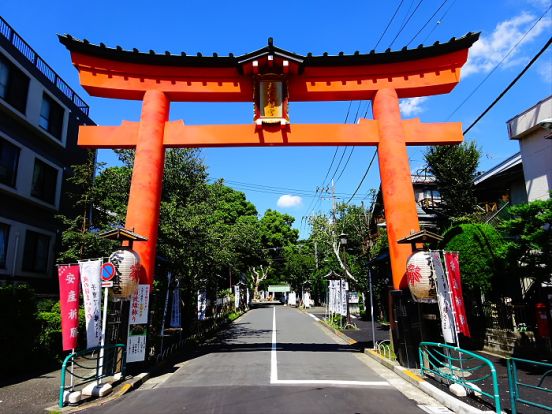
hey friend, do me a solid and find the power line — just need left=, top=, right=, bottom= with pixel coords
left=421, top=0, right=457, bottom=44
left=374, top=0, right=406, bottom=50
left=463, top=35, right=552, bottom=136
left=389, top=0, right=425, bottom=48
left=448, top=5, right=552, bottom=121
left=346, top=149, right=378, bottom=204
left=407, top=0, right=449, bottom=47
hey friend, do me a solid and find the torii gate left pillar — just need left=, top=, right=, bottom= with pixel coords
left=59, top=33, right=478, bottom=289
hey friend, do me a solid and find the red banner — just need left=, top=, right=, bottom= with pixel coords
left=444, top=252, right=471, bottom=337
left=58, top=265, right=81, bottom=350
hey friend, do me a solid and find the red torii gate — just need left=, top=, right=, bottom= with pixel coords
left=59, top=34, right=479, bottom=291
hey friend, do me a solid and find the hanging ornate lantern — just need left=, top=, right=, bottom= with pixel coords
left=406, top=251, right=437, bottom=303
left=108, top=249, right=141, bottom=299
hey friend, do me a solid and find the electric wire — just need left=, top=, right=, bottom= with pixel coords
left=407, top=0, right=449, bottom=47
left=389, top=0, right=425, bottom=48
left=374, top=0, right=406, bottom=50
left=463, top=35, right=552, bottom=136
left=447, top=5, right=552, bottom=121
left=345, top=149, right=378, bottom=204
left=421, top=0, right=457, bottom=44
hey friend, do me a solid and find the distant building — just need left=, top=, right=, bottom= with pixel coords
left=474, top=152, right=528, bottom=216
left=0, top=17, right=94, bottom=290
left=507, top=95, right=552, bottom=202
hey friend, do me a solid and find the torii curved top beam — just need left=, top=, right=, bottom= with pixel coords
left=59, top=33, right=479, bottom=102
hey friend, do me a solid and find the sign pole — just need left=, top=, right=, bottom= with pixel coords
left=97, top=285, right=109, bottom=385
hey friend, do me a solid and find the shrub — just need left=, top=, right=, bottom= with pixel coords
left=441, top=223, right=506, bottom=294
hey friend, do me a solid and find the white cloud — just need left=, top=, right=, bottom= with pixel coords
left=399, top=97, right=428, bottom=116
left=277, top=194, right=303, bottom=208
left=463, top=12, right=552, bottom=77
left=536, top=59, right=552, bottom=83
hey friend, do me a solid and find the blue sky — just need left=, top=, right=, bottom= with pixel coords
left=2, top=1, right=551, bottom=238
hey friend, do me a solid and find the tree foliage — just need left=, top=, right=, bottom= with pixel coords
left=442, top=223, right=506, bottom=294
left=499, top=197, right=552, bottom=285
left=425, top=142, right=481, bottom=221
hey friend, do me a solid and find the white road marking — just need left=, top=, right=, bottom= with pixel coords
left=307, top=313, right=320, bottom=321
left=270, top=306, right=390, bottom=387
left=418, top=405, right=453, bottom=413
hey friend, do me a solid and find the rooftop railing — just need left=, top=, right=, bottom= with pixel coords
left=0, top=16, right=90, bottom=116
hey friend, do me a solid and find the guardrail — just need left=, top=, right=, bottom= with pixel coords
left=59, top=344, right=126, bottom=408
left=419, top=342, right=501, bottom=413
left=0, top=16, right=90, bottom=116
left=507, top=357, right=552, bottom=414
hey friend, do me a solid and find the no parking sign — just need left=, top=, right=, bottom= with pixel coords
left=100, top=262, right=116, bottom=287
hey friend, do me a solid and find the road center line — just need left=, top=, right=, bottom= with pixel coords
left=270, top=306, right=390, bottom=387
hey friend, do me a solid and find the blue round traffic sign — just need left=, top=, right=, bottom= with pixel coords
left=101, top=262, right=116, bottom=281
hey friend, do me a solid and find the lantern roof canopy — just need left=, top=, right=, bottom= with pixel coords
left=99, top=227, right=148, bottom=242
left=323, top=270, right=345, bottom=280
left=397, top=229, right=443, bottom=244
left=58, top=33, right=479, bottom=102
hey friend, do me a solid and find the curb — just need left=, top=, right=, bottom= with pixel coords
left=364, top=349, right=495, bottom=414
left=45, top=372, right=151, bottom=414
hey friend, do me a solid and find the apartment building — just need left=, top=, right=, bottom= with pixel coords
left=0, top=17, right=94, bottom=290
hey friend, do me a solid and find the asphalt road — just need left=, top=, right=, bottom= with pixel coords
left=82, top=306, right=443, bottom=414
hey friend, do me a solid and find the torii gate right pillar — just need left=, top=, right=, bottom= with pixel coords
left=373, top=88, right=420, bottom=290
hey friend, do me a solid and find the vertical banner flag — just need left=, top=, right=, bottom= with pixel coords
left=329, top=280, right=336, bottom=314
left=198, top=291, right=207, bottom=320
left=444, top=252, right=471, bottom=337
left=169, top=287, right=181, bottom=328
left=79, top=259, right=102, bottom=348
left=430, top=251, right=456, bottom=344
left=127, top=284, right=150, bottom=363
left=234, top=285, right=240, bottom=310
left=340, top=280, right=348, bottom=316
left=58, top=265, right=81, bottom=351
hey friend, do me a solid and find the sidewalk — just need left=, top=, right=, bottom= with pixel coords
left=304, top=305, right=551, bottom=414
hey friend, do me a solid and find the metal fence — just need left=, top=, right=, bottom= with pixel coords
left=507, top=357, right=552, bottom=414
left=419, top=342, right=501, bottom=414
left=59, top=344, right=126, bottom=408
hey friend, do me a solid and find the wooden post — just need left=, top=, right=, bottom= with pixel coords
left=373, top=88, right=420, bottom=289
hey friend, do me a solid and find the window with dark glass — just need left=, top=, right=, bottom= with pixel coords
left=39, top=94, right=64, bottom=139
left=0, top=138, right=20, bottom=187
left=22, top=230, right=50, bottom=273
left=31, top=158, right=57, bottom=204
left=0, top=55, right=30, bottom=114
left=0, top=222, right=9, bottom=269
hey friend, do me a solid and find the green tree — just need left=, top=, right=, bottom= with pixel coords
left=441, top=223, right=506, bottom=294
left=425, top=142, right=481, bottom=223
left=499, top=197, right=552, bottom=286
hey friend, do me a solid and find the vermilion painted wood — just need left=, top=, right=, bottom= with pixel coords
left=77, top=119, right=462, bottom=148
left=62, top=37, right=476, bottom=289
left=124, top=90, right=168, bottom=285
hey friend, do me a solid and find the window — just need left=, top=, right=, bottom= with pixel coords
left=39, top=94, right=64, bottom=139
left=31, top=158, right=57, bottom=204
left=22, top=230, right=50, bottom=273
left=0, top=222, right=9, bottom=269
left=0, top=55, right=30, bottom=113
left=0, top=137, right=20, bottom=187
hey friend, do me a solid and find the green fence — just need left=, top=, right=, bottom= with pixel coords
left=507, top=357, right=552, bottom=414
left=419, top=342, right=501, bottom=414
left=59, top=344, right=126, bottom=408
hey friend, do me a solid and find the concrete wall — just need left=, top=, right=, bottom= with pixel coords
left=508, top=96, right=552, bottom=202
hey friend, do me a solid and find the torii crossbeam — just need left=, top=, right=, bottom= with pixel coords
left=60, top=34, right=479, bottom=289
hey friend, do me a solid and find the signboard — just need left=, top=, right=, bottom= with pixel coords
left=348, top=291, right=359, bottom=304
left=126, top=284, right=150, bottom=363
left=100, top=262, right=116, bottom=281
left=234, top=285, right=240, bottom=310
left=268, top=285, right=291, bottom=293
left=430, top=251, right=456, bottom=344
left=79, top=259, right=102, bottom=348
left=58, top=265, right=81, bottom=351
